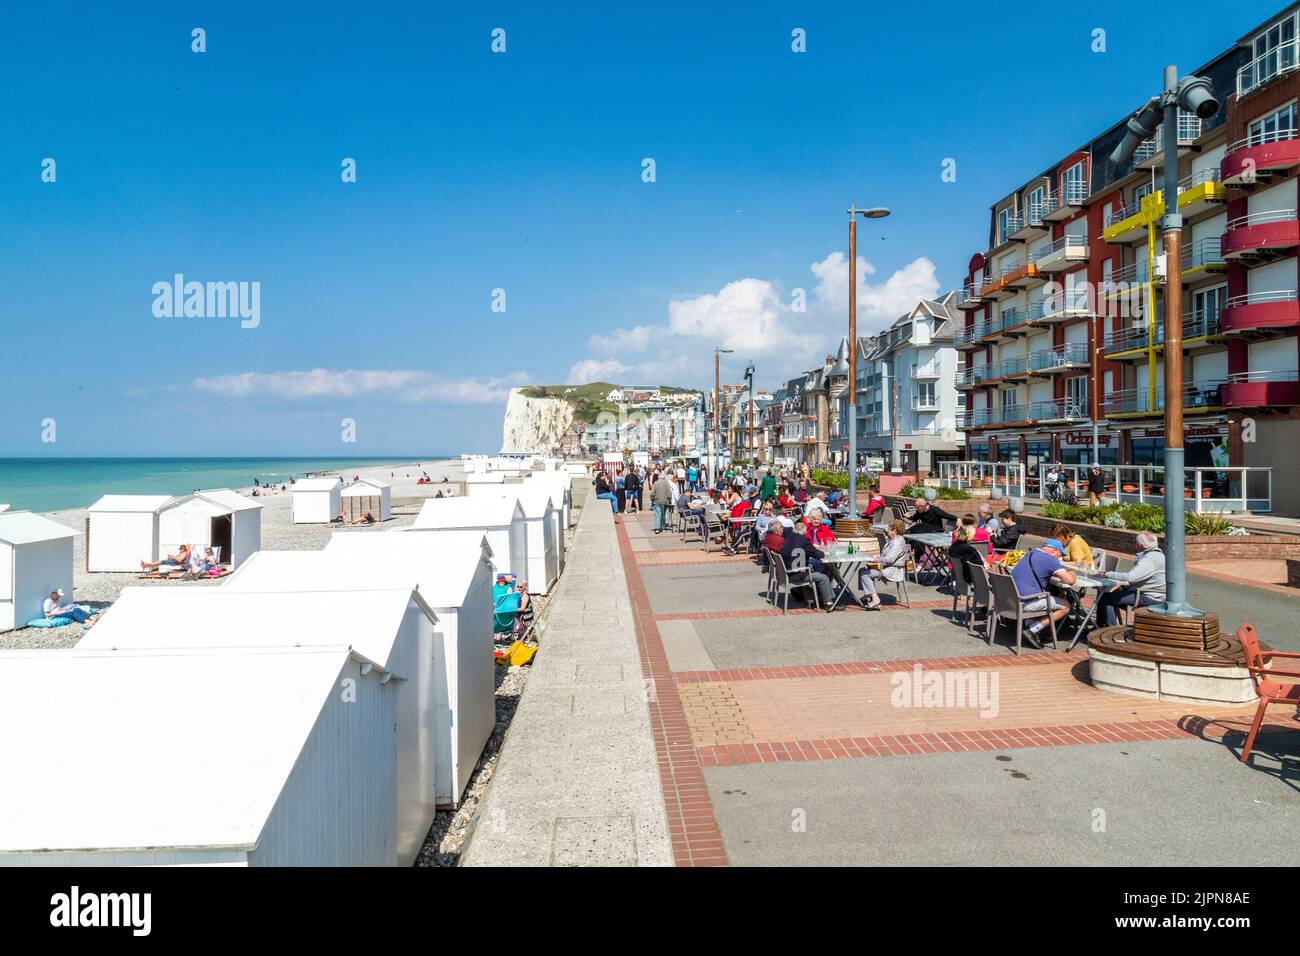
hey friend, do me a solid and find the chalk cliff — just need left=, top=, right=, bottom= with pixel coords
left=500, top=388, right=575, bottom=455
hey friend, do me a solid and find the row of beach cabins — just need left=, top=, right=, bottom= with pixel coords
left=0, top=456, right=584, bottom=866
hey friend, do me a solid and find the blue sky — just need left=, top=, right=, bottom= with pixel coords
left=0, top=1, right=1280, bottom=455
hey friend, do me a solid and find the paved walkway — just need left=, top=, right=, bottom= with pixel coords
left=462, top=494, right=671, bottom=867
left=617, top=509, right=1300, bottom=866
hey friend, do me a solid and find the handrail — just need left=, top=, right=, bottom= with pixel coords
left=1178, top=167, right=1222, bottom=191
left=1105, top=201, right=1144, bottom=228
left=1031, top=234, right=1088, bottom=260
left=1226, top=208, right=1298, bottom=230
left=1227, top=369, right=1299, bottom=383
left=1182, top=236, right=1225, bottom=269
left=1227, top=289, right=1298, bottom=308
left=1238, top=37, right=1300, bottom=96
left=1227, top=125, right=1300, bottom=155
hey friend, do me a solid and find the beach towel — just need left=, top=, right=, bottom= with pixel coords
left=26, top=617, right=73, bottom=628
left=493, top=584, right=520, bottom=635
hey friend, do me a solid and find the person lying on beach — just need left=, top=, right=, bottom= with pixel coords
left=351, top=511, right=375, bottom=525
left=44, top=589, right=98, bottom=626
left=141, top=543, right=191, bottom=571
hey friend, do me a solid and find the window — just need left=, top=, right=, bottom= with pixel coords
left=1000, top=389, right=1018, bottom=411
left=1248, top=101, right=1297, bottom=148
left=1061, top=161, right=1087, bottom=203
left=997, top=206, right=1015, bottom=245
left=1026, top=184, right=1047, bottom=220
left=1065, top=376, right=1088, bottom=417
left=915, top=382, right=937, bottom=409
left=1242, top=15, right=1299, bottom=94
left=1193, top=285, right=1227, bottom=334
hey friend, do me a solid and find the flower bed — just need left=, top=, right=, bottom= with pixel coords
left=1016, top=512, right=1300, bottom=561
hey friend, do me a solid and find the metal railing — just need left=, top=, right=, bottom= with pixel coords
left=938, top=461, right=1027, bottom=499
left=1226, top=208, right=1298, bottom=230
left=911, top=362, right=941, bottom=379
left=1034, top=463, right=1273, bottom=514
left=1030, top=234, right=1088, bottom=263
left=1105, top=200, right=1144, bottom=228
left=1102, top=309, right=1223, bottom=354
left=1178, top=167, right=1222, bottom=192
left=1101, top=379, right=1225, bottom=415
left=1029, top=343, right=1090, bottom=370
left=1238, top=37, right=1300, bottom=96
left=1227, top=369, right=1299, bottom=384
left=1182, top=236, right=1225, bottom=270
left=1041, top=286, right=1092, bottom=317
left=966, top=399, right=1087, bottom=427
left=1226, top=289, right=1298, bottom=308
left=1227, top=125, right=1300, bottom=155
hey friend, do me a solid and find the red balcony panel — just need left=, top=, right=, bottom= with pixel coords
left=1220, top=299, right=1300, bottom=334
left=1222, top=380, right=1300, bottom=407
left=1221, top=218, right=1300, bottom=259
left=1222, top=138, right=1300, bottom=184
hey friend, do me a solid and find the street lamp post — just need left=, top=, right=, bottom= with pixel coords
left=1110, top=66, right=1218, bottom=618
left=712, top=347, right=733, bottom=483
left=745, top=361, right=755, bottom=468
left=847, top=204, right=891, bottom=512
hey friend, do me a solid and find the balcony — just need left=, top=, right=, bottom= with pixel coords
left=1038, top=288, right=1093, bottom=322
left=1221, top=290, right=1300, bottom=335
left=1237, top=37, right=1300, bottom=97
left=1222, top=370, right=1300, bottom=407
left=1223, top=128, right=1300, bottom=185
left=1102, top=309, right=1224, bottom=358
left=1031, top=234, right=1089, bottom=272
left=955, top=368, right=976, bottom=389
left=1044, top=181, right=1089, bottom=222
left=1102, top=380, right=1225, bottom=418
left=1103, top=195, right=1160, bottom=244
left=1009, top=202, right=1051, bottom=241
left=911, top=396, right=940, bottom=412
left=1177, top=168, right=1227, bottom=218
left=911, top=362, right=941, bottom=380
left=983, top=305, right=1033, bottom=342
left=956, top=281, right=985, bottom=311
left=955, top=320, right=986, bottom=349
left=1181, top=236, right=1226, bottom=284
left=979, top=259, right=1037, bottom=300
left=1029, top=343, right=1090, bottom=373
left=964, top=399, right=1087, bottom=428
left=1221, top=208, right=1300, bottom=260
left=1133, top=113, right=1203, bottom=170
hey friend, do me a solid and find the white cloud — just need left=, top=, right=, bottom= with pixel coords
left=192, top=369, right=526, bottom=403
left=563, top=252, right=942, bottom=388
left=566, top=358, right=629, bottom=384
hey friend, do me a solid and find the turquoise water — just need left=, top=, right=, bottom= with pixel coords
left=0, top=457, right=446, bottom=513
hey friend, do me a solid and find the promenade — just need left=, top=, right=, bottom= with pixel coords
left=469, top=498, right=1300, bottom=866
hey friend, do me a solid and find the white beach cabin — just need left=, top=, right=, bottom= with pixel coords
left=79, top=586, right=437, bottom=867
left=0, top=512, right=80, bottom=632
left=528, top=471, right=574, bottom=529
left=465, top=472, right=507, bottom=495
left=157, top=489, right=262, bottom=570
left=85, top=494, right=173, bottom=572
left=0, top=646, right=399, bottom=867
left=411, top=496, right=528, bottom=580
left=240, top=532, right=496, bottom=807
left=483, top=486, right=557, bottom=594
left=341, top=478, right=392, bottom=522
left=291, top=477, right=343, bottom=524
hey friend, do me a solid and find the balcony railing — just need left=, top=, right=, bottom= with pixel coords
left=965, top=398, right=1087, bottom=427
left=1226, top=125, right=1300, bottom=155
left=1227, top=289, right=1298, bottom=309
left=1178, top=167, right=1222, bottom=192
left=1029, top=343, right=1090, bottom=370
left=1030, top=234, right=1088, bottom=263
left=1227, top=369, right=1299, bottom=384
left=1101, top=379, right=1225, bottom=416
left=1103, top=310, right=1223, bottom=353
left=911, top=395, right=940, bottom=411
left=1238, top=37, right=1300, bottom=96
left=1133, top=114, right=1202, bottom=163
left=1182, top=236, right=1225, bottom=271
left=911, top=362, right=941, bottom=379
left=1225, top=208, right=1298, bottom=231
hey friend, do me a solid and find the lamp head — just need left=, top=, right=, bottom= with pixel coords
left=861, top=207, right=891, bottom=219
left=1177, top=74, right=1218, bottom=119
left=1110, top=97, right=1163, bottom=165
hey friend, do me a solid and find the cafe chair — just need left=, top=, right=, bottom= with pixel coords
left=987, top=568, right=1058, bottom=653
left=771, top=554, right=820, bottom=613
left=1236, top=623, right=1300, bottom=765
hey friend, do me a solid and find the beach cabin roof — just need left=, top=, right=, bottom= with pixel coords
left=413, top=496, right=524, bottom=530
left=496, top=485, right=554, bottom=520
left=231, top=533, right=492, bottom=607
left=343, top=478, right=391, bottom=492
left=0, top=645, right=390, bottom=853
left=465, top=473, right=507, bottom=484
left=293, top=477, right=343, bottom=492
left=165, top=488, right=262, bottom=513
left=0, top=505, right=10, bottom=514
left=88, top=494, right=173, bottom=513
left=0, top=511, right=80, bottom=546
left=80, top=586, right=436, bottom=666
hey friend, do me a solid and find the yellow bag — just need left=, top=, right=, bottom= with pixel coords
left=495, top=640, right=537, bottom=666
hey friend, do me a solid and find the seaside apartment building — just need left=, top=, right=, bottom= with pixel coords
left=955, top=2, right=1300, bottom=514
left=851, top=294, right=966, bottom=474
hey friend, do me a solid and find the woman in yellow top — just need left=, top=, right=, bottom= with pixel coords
left=1051, top=524, right=1094, bottom=567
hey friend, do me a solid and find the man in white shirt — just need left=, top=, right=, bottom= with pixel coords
left=804, top=491, right=831, bottom=522
left=43, top=588, right=96, bottom=625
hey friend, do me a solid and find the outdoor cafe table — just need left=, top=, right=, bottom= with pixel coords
left=904, top=532, right=952, bottom=582
left=1058, top=569, right=1111, bottom=651
left=817, top=547, right=870, bottom=611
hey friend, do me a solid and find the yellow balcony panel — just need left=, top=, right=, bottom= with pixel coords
left=1178, top=179, right=1227, bottom=218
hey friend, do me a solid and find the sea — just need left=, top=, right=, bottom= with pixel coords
left=0, top=457, right=444, bottom=513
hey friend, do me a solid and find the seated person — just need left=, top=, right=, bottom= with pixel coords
left=858, top=519, right=909, bottom=610
left=761, top=518, right=786, bottom=557
left=188, top=546, right=217, bottom=573
left=778, top=520, right=835, bottom=610
left=862, top=486, right=887, bottom=519
left=729, top=495, right=753, bottom=519
left=1052, top=524, right=1093, bottom=567
left=952, top=515, right=989, bottom=544
left=1008, top=539, right=1076, bottom=647
left=754, top=501, right=776, bottom=539
left=947, top=523, right=985, bottom=579
left=1097, top=531, right=1165, bottom=627
left=44, top=588, right=97, bottom=625
left=141, top=543, right=191, bottom=572
left=805, top=513, right=837, bottom=548
left=804, top=490, right=831, bottom=522
left=776, top=488, right=796, bottom=513
left=990, top=509, right=1023, bottom=552
left=976, top=504, right=1001, bottom=536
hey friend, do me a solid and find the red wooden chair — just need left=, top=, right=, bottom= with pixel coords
left=1237, top=624, right=1300, bottom=764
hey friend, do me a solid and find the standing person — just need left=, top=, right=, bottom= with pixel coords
left=624, top=469, right=641, bottom=516
left=1086, top=465, right=1106, bottom=507
left=675, top=462, right=687, bottom=494
left=687, top=462, right=699, bottom=492
left=650, top=471, right=676, bottom=534
left=759, top=469, right=776, bottom=502
left=1045, top=463, right=1063, bottom=501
